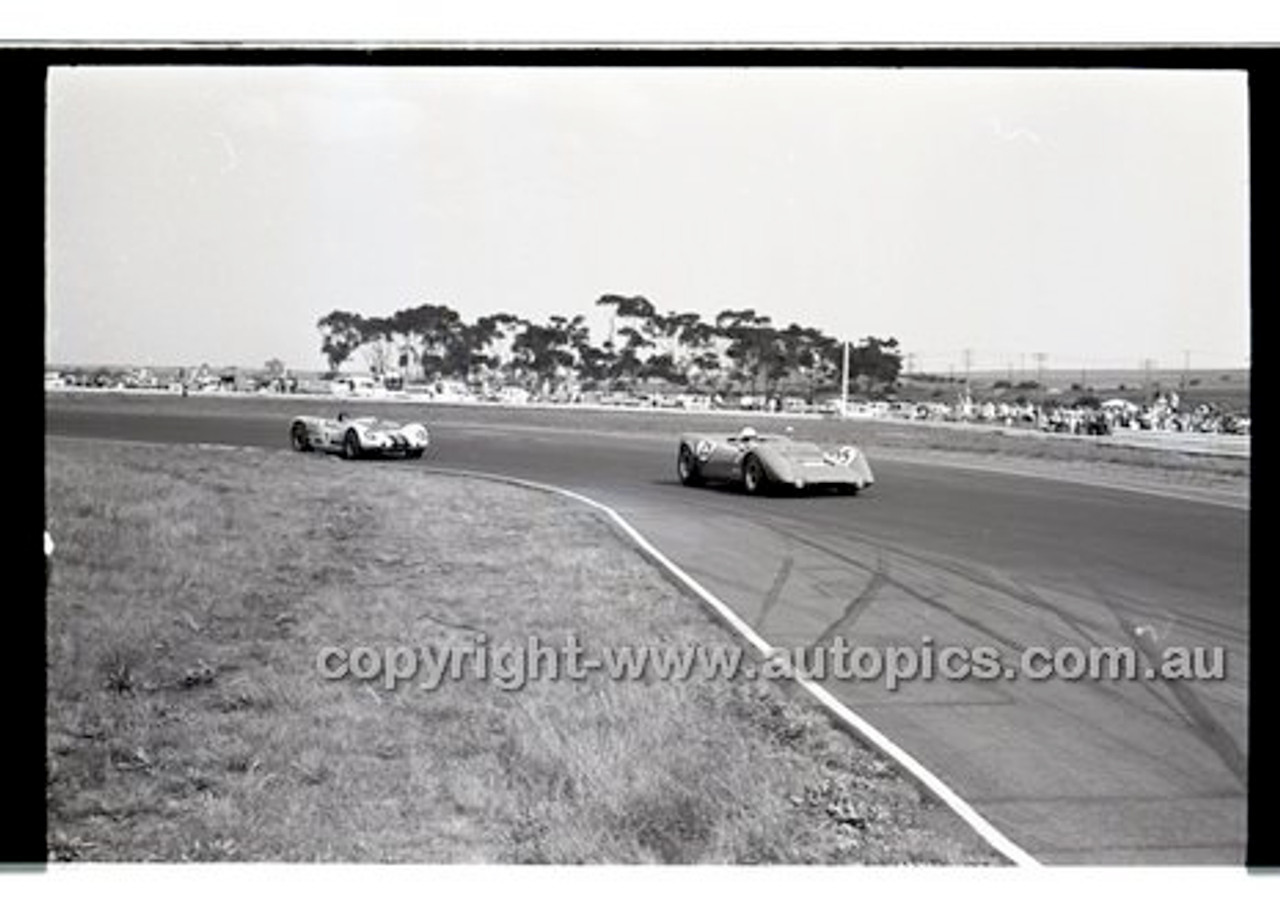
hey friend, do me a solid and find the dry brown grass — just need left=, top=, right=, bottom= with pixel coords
left=45, top=438, right=1002, bottom=864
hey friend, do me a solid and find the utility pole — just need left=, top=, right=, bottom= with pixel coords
left=1181, top=349, right=1190, bottom=392
left=962, top=348, right=973, bottom=395
left=1033, top=352, right=1047, bottom=390
left=841, top=339, right=850, bottom=417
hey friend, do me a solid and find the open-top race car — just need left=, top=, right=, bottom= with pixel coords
left=289, top=413, right=430, bottom=460
left=676, top=426, right=874, bottom=495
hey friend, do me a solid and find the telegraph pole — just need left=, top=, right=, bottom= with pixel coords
left=1033, top=352, right=1047, bottom=390
left=962, top=348, right=973, bottom=395
left=841, top=339, right=850, bottom=417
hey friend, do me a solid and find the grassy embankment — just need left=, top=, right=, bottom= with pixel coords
left=46, top=437, right=1002, bottom=864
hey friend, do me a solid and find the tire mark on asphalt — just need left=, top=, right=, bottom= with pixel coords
left=770, top=523, right=1217, bottom=779
left=1095, top=593, right=1247, bottom=787
left=1008, top=579, right=1192, bottom=725
left=1096, top=584, right=1247, bottom=645
left=757, top=515, right=1209, bottom=734
left=809, top=553, right=889, bottom=649
left=765, top=523, right=1030, bottom=654
left=753, top=556, right=794, bottom=631
left=743, top=503, right=1245, bottom=649
left=865, top=529, right=1245, bottom=647
left=999, top=577, right=1197, bottom=722
left=756, top=514, right=1246, bottom=728
left=1005, top=577, right=1108, bottom=646
left=787, top=517, right=1119, bottom=648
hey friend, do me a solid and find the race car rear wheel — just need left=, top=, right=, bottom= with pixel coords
left=676, top=445, right=702, bottom=486
left=290, top=422, right=312, bottom=452
left=342, top=429, right=362, bottom=460
left=742, top=454, right=767, bottom=495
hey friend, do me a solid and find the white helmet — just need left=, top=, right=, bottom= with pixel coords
left=738, top=426, right=758, bottom=440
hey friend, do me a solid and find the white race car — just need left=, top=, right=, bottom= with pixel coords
left=290, top=413, right=429, bottom=460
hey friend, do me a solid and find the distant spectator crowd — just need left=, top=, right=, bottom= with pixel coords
left=904, top=391, right=1250, bottom=436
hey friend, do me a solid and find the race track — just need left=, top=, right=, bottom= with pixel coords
left=45, top=395, right=1250, bottom=864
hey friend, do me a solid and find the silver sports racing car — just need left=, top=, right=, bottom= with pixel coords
left=290, top=413, right=430, bottom=460
left=677, top=426, right=873, bottom=495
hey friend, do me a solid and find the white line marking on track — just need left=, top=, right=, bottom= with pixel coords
left=428, top=464, right=1042, bottom=867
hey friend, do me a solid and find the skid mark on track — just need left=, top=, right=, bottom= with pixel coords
left=770, top=525, right=1030, bottom=654
left=754, top=556, right=794, bottom=630
left=756, top=517, right=1223, bottom=737
left=1014, top=580, right=1198, bottom=726
left=789, top=519, right=1118, bottom=649
left=1095, top=593, right=1247, bottom=787
left=1099, top=584, right=1247, bottom=646
left=1006, top=577, right=1109, bottom=647
left=1057, top=587, right=1193, bottom=723
left=810, top=553, right=889, bottom=649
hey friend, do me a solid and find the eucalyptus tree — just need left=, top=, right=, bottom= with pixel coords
left=316, top=310, right=366, bottom=375
left=715, top=308, right=778, bottom=397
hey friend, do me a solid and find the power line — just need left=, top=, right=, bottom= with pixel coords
left=1032, top=352, right=1047, bottom=389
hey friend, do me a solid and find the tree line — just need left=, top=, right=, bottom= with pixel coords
left=317, top=294, right=902, bottom=399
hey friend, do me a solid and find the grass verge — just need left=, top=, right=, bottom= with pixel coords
left=45, top=437, right=1003, bottom=864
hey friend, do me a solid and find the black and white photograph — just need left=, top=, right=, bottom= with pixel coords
left=20, top=15, right=1271, bottom=915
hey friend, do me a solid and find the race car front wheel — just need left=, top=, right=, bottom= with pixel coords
left=342, top=429, right=362, bottom=460
left=677, top=445, right=702, bottom=486
left=290, top=422, right=311, bottom=452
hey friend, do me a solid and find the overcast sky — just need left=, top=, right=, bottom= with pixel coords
left=46, top=65, right=1249, bottom=373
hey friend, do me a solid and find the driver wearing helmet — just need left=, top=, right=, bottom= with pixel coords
left=736, top=426, right=759, bottom=442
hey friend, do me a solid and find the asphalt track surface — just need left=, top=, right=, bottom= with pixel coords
left=46, top=395, right=1249, bottom=864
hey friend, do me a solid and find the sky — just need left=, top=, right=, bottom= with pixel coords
left=46, top=65, right=1250, bottom=374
